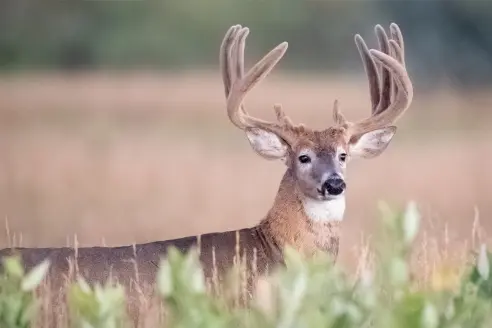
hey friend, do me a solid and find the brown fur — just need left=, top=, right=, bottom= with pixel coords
left=289, top=127, right=349, bottom=153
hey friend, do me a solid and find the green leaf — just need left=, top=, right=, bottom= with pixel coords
left=2, top=256, right=25, bottom=279
left=19, top=301, right=39, bottom=327
left=21, top=259, right=50, bottom=291
left=78, top=276, right=92, bottom=294
left=182, top=250, right=205, bottom=294
left=157, top=259, right=173, bottom=296
left=477, top=244, right=490, bottom=281
left=421, top=302, right=439, bottom=328
left=402, top=201, right=420, bottom=244
left=389, top=257, right=409, bottom=286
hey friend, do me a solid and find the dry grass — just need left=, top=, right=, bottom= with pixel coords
left=0, top=71, right=491, bottom=278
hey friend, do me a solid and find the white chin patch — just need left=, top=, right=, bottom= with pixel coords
left=301, top=196, right=346, bottom=223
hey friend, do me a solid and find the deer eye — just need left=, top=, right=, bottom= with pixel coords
left=298, top=155, right=311, bottom=164
left=339, top=153, right=347, bottom=162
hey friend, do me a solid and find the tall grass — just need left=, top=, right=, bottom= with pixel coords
left=0, top=202, right=490, bottom=327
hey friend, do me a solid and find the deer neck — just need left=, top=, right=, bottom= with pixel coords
left=259, top=168, right=343, bottom=259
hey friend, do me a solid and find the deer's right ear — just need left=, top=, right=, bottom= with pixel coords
left=245, top=128, right=289, bottom=160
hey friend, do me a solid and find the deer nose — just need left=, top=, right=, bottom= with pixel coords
left=321, top=175, right=346, bottom=196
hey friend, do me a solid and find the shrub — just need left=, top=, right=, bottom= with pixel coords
left=0, top=202, right=491, bottom=327
left=0, top=256, right=49, bottom=328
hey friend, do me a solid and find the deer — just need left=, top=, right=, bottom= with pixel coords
left=0, top=23, right=412, bottom=300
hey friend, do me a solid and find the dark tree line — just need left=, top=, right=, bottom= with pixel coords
left=0, top=0, right=491, bottom=88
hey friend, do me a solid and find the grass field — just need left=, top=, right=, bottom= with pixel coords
left=0, top=71, right=491, bottom=277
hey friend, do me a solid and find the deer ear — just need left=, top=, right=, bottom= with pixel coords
left=349, top=126, right=397, bottom=159
left=245, top=128, right=288, bottom=160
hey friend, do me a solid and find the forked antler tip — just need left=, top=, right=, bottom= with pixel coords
left=239, top=26, right=250, bottom=33
left=237, top=27, right=250, bottom=41
left=224, top=25, right=250, bottom=42
left=227, top=24, right=241, bottom=35
left=221, top=25, right=241, bottom=50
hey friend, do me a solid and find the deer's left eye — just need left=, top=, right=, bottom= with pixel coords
left=339, top=153, right=347, bottom=162
left=298, top=155, right=311, bottom=164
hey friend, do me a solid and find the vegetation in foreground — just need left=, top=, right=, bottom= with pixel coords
left=0, top=202, right=491, bottom=328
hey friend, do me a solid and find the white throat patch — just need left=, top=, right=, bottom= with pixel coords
left=301, top=196, right=346, bottom=222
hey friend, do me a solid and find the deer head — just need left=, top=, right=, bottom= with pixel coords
left=220, top=24, right=413, bottom=207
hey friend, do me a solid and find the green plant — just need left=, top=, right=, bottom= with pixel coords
left=68, top=277, right=127, bottom=328
left=156, top=201, right=492, bottom=328
left=157, top=247, right=237, bottom=328
left=0, top=256, right=50, bottom=328
left=1, top=202, right=492, bottom=328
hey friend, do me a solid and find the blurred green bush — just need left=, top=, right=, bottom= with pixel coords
left=1, top=202, right=492, bottom=327
left=1, top=0, right=491, bottom=87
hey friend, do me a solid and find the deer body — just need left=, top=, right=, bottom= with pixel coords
left=0, top=167, right=340, bottom=291
left=0, top=227, right=279, bottom=289
left=0, top=22, right=413, bottom=298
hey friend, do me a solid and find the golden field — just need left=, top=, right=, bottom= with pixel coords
left=0, top=71, right=491, bottom=275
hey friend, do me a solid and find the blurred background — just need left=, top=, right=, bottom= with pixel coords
left=0, top=0, right=491, bottom=271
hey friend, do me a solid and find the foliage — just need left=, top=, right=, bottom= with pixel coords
left=0, top=202, right=492, bottom=327
left=155, top=201, right=492, bottom=328
left=68, top=278, right=128, bottom=328
left=1, top=0, right=492, bottom=86
left=0, top=256, right=49, bottom=328
left=157, top=247, right=236, bottom=328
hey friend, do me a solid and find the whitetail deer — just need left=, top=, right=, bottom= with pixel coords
left=0, top=23, right=412, bottom=296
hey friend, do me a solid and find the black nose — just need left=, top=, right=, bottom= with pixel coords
left=321, top=176, right=346, bottom=196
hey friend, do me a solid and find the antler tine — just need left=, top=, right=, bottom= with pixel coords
left=230, top=27, right=250, bottom=115
left=374, top=25, right=392, bottom=115
left=274, top=104, right=294, bottom=126
left=220, top=24, right=241, bottom=98
left=332, top=99, right=347, bottom=126
left=389, top=23, right=405, bottom=101
left=233, top=27, right=248, bottom=81
left=220, top=25, right=251, bottom=116
left=389, top=39, right=403, bottom=102
left=220, top=25, right=298, bottom=144
left=390, top=23, right=405, bottom=66
left=354, top=34, right=380, bottom=113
